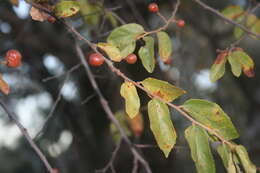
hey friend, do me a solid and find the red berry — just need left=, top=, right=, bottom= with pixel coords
left=125, top=53, right=137, bottom=64
left=148, top=3, right=159, bottom=13
left=5, top=49, right=22, bottom=68
left=177, top=19, right=185, bottom=28
left=47, top=16, right=56, bottom=23
left=88, top=53, right=104, bottom=67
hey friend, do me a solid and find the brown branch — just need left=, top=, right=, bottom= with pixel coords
left=75, top=43, right=152, bottom=173
left=193, top=0, right=260, bottom=39
left=95, top=140, right=122, bottom=173
left=0, top=99, right=54, bottom=173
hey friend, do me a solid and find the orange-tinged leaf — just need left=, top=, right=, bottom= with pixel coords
left=9, top=0, right=19, bottom=6
left=0, top=75, right=9, bottom=95
left=222, top=5, right=244, bottom=20
left=54, top=1, right=80, bottom=18
left=210, top=52, right=228, bottom=82
left=30, top=7, right=49, bottom=22
left=127, top=112, right=144, bottom=137
left=120, top=82, right=140, bottom=118
left=182, top=99, right=239, bottom=140
left=148, top=99, right=177, bottom=157
left=141, top=77, right=186, bottom=102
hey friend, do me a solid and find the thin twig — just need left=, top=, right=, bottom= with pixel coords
left=95, top=140, right=122, bottom=173
left=75, top=44, right=152, bottom=173
left=193, top=0, right=260, bottom=39
left=81, top=93, right=96, bottom=105
left=0, top=100, right=54, bottom=173
left=132, top=156, right=138, bottom=173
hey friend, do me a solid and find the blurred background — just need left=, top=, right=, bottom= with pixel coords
left=0, top=0, right=259, bottom=172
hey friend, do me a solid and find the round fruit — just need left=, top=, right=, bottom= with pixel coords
left=177, top=19, right=185, bottom=28
left=125, top=53, right=137, bottom=64
left=47, top=16, right=56, bottom=23
left=88, top=53, right=104, bottom=67
left=5, top=49, right=22, bottom=68
left=148, top=3, right=159, bottom=13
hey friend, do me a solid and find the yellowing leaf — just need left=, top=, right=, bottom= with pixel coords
left=217, top=144, right=238, bottom=173
left=148, top=99, right=177, bottom=157
left=230, top=50, right=255, bottom=77
left=182, top=99, right=239, bottom=140
left=236, top=145, right=256, bottom=173
left=228, top=54, right=242, bottom=77
left=0, top=75, right=9, bottom=95
left=97, top=42, right=122, bottom=62
left=157, top=31, right=172, bottom=62
left=141, top=77, right=186, bottom=102
left=120, top=82, right=140, bottom=118
left=138, top=36, right=155, bottom=73
left=127, top=112, right=144, bottom=137
left=222, top=5, right=244, bottom=20
left=54, top=1, right=80, bottom=18
left=9, top=0, right=19, bottom=6
left=210, top=52, right=228, bottom=82
left=107, top=23, right=144, bottom=58
left=185, top=125, right=216, bottom=173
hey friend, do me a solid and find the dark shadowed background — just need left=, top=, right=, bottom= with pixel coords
left=0, top=0, right=259, bottom=172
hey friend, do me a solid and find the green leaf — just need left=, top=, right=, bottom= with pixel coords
left=235, top=145, right=256, bottom=173
left=78, top=0, right=102, bottom=25
left=185, top=125, right=216, bottom=173
left=138, top=36, right=155, bottom=73
left=120, top=82, right=140, bottom=118
left=110, top=111, right=132, bottom=144
left=230, top=50, right=255, bottom=77
left=97, top=42, right=122, bottom=62
left=157, top=31, right=172, bottom=62
left=54, top=1, right=80, bottom=18
left=251, top=20, right=260, bottom=34
left=222, top=5, right=244, bottom=20
left=182, top=99, right=239, bottom=140
left=148, top=99, right=177, bottom=158
left=217, top=144, right=237, bottom=173
left=141, top=77, right=186, bottom=102
left=106, top=12, right=118, bottom=27
left=228, top=54, right=242, bottom=77
left=233, top=14, right=257, bottom=39
left=107, top=23, right=144, bottom=58
left=210, top=52, right=228, bottom=82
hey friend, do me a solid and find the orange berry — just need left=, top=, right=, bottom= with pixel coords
left=88, top=53, right=104, bottom=67
left=5, top=49, right=22, bottom=68
left=125, top=53, right=137, bottom=64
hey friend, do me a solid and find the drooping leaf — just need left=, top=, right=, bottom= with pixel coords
left=110, top=111, right=132, bottom=144
left=230, top=50, right=255, bottom=77
left=222, top=5, right=244, bottom=20
left=138, top=36, right=155, bottom=73
left=157, top=31, right=172, bottom=62
left=107, top=23, right=144, bottom=58
left=185, top=125, right=216, bottom=173
left=78, top=0, right=102, bottom=25
left=217, top=143, right=238, bottom=173
left=148, top=99, right=177, bottom=157
left=210, top=52, right=228, bottom=82
left=105, top=12, right=118, bottom=27
left=127, top=112, right=144, bottom=137
left=235, top=145, right=256, bottom=173
left=141, top=77, right=186, bottom=102
left=30, top=7, right=49, bottom=22
left=97, top=42, right=122, bottom=62
left=228, top=54, right=242, bottom=77
left=0, top=75, right=9, bottom=95
left=182, top=99, right=239, bottom=140
left=120, top=82, right=140, bottom=118
left=54, top=1, right=80, bottom=18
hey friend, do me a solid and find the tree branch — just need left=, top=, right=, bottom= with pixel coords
left=0, top=99, right=54, bottom=173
